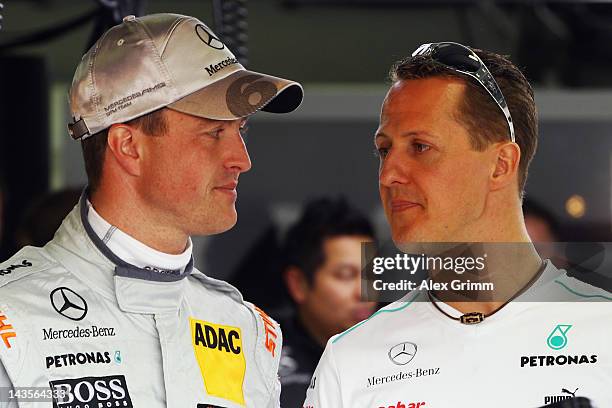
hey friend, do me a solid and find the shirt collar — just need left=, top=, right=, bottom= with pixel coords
left=46, top=191, right=245, bottom=315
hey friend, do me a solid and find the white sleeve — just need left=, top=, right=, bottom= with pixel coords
left=302, top=339, right=343, bottom=408
left=0, top=360, right=17, bottom=408
left=267, top=375, right=281, bottom=408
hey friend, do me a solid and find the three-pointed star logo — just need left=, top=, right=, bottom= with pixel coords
left=388, top=342, right=417, bottom=366
left=50, top=287, right=88, bottom=321
left=195, top=24, right=225, bottom=50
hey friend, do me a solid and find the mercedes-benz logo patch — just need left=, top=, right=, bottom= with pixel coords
left=388, top=341, right=417, bottom=366
left=195, top=24, right=224, bottom=50
left=50, top=287, right=88, bottom=321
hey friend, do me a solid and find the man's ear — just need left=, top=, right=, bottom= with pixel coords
left=284, top=266, right=310, bottom=305
left=491, top=142, right=521, bottom=191
left=106, top=124, right=142, bottom=176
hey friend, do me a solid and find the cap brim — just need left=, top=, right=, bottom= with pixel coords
left=168, top=70, right=303, bottom=120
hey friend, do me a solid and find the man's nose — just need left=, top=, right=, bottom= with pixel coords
left=379, top=150, right=410, bottom=187
left=225, top=132, right=252, bottom=173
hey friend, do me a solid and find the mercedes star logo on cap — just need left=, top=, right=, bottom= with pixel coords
left=50, top=287, right=88, bottom=321
left=195, top=24, right=224, bottom=50
left=388, top=341, right=417, bottom=365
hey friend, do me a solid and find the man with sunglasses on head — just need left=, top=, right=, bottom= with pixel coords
left=0, top=13, right=302, bottom=408
left=303, top=43, right=611, bottom=407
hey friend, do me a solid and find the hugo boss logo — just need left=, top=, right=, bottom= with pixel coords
left=49, top=375, right=132, bottom=408
left=0, top=259, right=32, bottom=276
left=50, top=287, right=88, bottom=321
left=195, top=24, right=224, bottom=50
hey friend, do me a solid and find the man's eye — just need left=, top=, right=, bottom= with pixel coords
left=414, top=143, right=430, bottom=153
left=333, top=267, right=357, bottom=281
left=374, top=147, right=389, bottom=159
left=207, top=129, right=222, bottom=138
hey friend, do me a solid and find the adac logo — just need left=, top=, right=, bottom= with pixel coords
left=195, top=24, right=224, bottom=50
left=0, top=312, right=16, bottom=349
left=191, top=318, right=246, bottom=406
left=388, top=342, right=417, bottom=366
left=50, top=287, right=88, bottom=321
left=547, top=324, right=572, bottom=350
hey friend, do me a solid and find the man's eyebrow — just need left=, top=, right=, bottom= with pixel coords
left=374, top=131, right=388, bottom=141
left=403, top=130, right=437, bottom=139
left=199, top=118, right=247, bottom=129
left=375, top=130, right=436, bottom=140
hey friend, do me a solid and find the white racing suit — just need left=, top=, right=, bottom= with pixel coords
left=304, top=261, right=612, bottom=408
left=0, top=197, right=282, bottom=407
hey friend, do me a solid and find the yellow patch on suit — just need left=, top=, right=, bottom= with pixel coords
left=190, top=318, right=246, bottom=406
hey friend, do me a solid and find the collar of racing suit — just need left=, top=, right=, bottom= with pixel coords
left=44, top=191, right=194, bottom=315
left=86, top=199, right=193, bottom=275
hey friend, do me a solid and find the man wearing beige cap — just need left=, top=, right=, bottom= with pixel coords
left=0, top=13, right=302, bottom=408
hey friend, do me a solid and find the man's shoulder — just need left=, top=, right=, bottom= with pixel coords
left=0, top=245, right=62, bottom=291
left=188, top=269, right=281, bottom=337
left=549, top=272, right=612, bottom=301
left=188, top=268, right=249, bottom=309
left=329, top=290, right=426, bottom=350
left=532, top=262, right=612, bottom=302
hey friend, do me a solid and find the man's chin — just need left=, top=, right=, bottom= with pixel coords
left=194, top=211, right=237, bottom=236
left=392, top=229, right=473, bottom=257
left=391, top=226, right=442, bottom=254
left=391, top=225, right=424, bottom=245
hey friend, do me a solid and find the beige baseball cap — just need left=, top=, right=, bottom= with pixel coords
left=68, top=13, right=303, bottom=140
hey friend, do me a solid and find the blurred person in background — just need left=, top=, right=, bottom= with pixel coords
left=279, top=197, right=377, bottom=407
left=305, top=42, right=612, bottom=407
left=0, top=13, right=302, bottom=408
left=523, top=197, right=562, bottom=266
left=230, top=224, right=287, bottom=312
left=14, top=188, right=81, bottom=248
left=523, top=198, right=561, bottom=243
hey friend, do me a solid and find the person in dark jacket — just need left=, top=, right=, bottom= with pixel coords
left=278, top=197, right=377, bottom=407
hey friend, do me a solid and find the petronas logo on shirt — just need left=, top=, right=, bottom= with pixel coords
left=547, top=324, right=572, bottom=350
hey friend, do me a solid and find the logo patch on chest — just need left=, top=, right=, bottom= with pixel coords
left=49, top=375, right=133, bottom=408
left=190, top=318, right=246, bottom=406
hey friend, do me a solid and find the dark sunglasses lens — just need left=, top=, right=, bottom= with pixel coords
left=432, top=44, right=480, bottom=73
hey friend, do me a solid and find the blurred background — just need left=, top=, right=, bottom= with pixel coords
left=0, top=0, right=611, bottom=277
